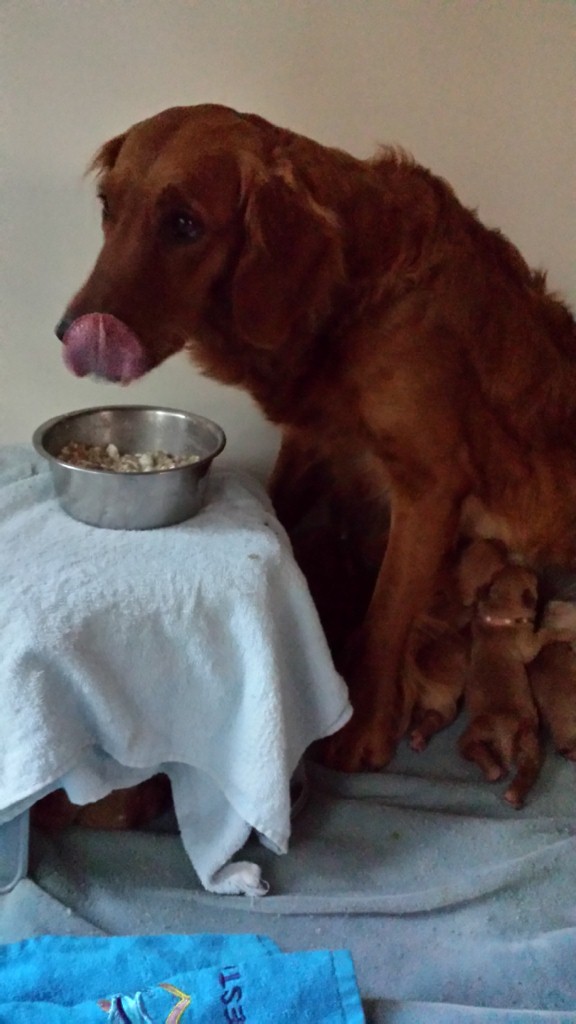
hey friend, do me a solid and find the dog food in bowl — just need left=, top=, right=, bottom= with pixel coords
left=58, top=442, right=200, bottom=473
left=33, top=405, right=226, bottom=529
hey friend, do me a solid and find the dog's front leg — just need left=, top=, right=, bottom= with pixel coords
left=322, top=487, right=461, bottom=771
left=268, top=431, right=331, bottom=531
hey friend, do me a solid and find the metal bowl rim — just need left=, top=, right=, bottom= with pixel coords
left=32, top=404, right=227, bottom=477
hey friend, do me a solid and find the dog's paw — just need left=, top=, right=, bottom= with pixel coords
left=318, top=715, right=398, bottom=772
left=459, top=714, right=542, bottom=807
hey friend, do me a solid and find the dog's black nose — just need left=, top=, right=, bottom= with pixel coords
left=55, top=314, right=74, bottom=341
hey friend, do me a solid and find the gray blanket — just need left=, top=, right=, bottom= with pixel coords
left=2, top=716, right=575, bottom=1022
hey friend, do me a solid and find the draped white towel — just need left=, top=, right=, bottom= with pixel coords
left=0, top=446, right=351, bottom=894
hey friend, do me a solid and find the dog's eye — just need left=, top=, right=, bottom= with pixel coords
left=166, top=211, right=204, bottom=243
left=97, top=192, right=111, bottom=221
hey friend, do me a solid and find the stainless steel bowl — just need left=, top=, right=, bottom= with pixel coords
left=33, top=405, right=226, bottom=530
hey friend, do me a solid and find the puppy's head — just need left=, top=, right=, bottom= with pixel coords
left=56, top=104, right=343, bottom=392
left=476, top=565, right=538, bottom=627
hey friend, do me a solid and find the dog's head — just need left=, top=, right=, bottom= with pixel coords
left=57, top=104, right=344, bottom=390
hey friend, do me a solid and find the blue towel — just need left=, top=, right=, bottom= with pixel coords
left=0, top=934, right=275, bottom=1002
left=0, top=933, right=364, bottom=1023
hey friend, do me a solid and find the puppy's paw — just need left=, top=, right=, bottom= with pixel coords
left=459, top=714, right=542, bottom=807
left=409, top=710, right=448, bottom=752
left=541, top=600, right=576, bottom=640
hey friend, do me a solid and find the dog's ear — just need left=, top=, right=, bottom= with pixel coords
left=522, top=587, right=537, bottom=611
left=86, top=132, right=127, bottom=178
left=231, top=168, right=343, bottom=349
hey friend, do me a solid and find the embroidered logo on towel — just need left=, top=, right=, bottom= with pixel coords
left=158, top=982, right=192, bottom=1024
left=98, top=992, right=153, bottom=1021
left=98, top=983, right=191, bottom=1023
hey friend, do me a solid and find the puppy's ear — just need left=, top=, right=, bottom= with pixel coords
left=457, top=538, right=508, bottom=606
left=232, top=170, right=343, bottom=349
left=474, top=582, right=493, bottom=606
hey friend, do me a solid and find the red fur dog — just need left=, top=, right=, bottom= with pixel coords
left=56, top=104, right=576, bottom=772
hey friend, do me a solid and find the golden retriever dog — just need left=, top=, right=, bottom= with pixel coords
left=56, top=104, right=576, bottom=773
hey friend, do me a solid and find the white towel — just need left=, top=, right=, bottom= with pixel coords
left=0, top=445, right=351, bottom=894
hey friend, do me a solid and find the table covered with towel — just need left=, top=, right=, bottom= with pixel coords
left=0, top=445, right=351, bottom=894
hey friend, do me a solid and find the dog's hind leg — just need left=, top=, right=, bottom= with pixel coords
left=321, top=484, right=463, bottom=771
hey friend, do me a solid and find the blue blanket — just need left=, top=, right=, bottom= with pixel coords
left=0, top=933, right=364, bottom=1022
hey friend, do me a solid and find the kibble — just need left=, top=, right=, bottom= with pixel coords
left=57, top=442, right=200, bottom=473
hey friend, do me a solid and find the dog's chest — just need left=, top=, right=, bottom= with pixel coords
left=460, top=496, right=520, bottom=550
left=460, top=485, right=576, bottom=570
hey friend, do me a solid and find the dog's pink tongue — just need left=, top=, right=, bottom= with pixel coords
left=62, top=313, right=149, bottom=384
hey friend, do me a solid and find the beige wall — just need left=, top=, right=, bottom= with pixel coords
left=1, top=0, right=574, bottom=477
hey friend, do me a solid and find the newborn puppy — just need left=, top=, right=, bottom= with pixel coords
left=405, top=616, right=468, bottom=752
left=407, top=539, right=508, bottom=752
left=457, top=563, right=575, bottom=806
left=528, top=600, right=576, bottom=761
left=32, top=775, right=171, bottom=831
left=459, top=563, right=542, bottom=806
